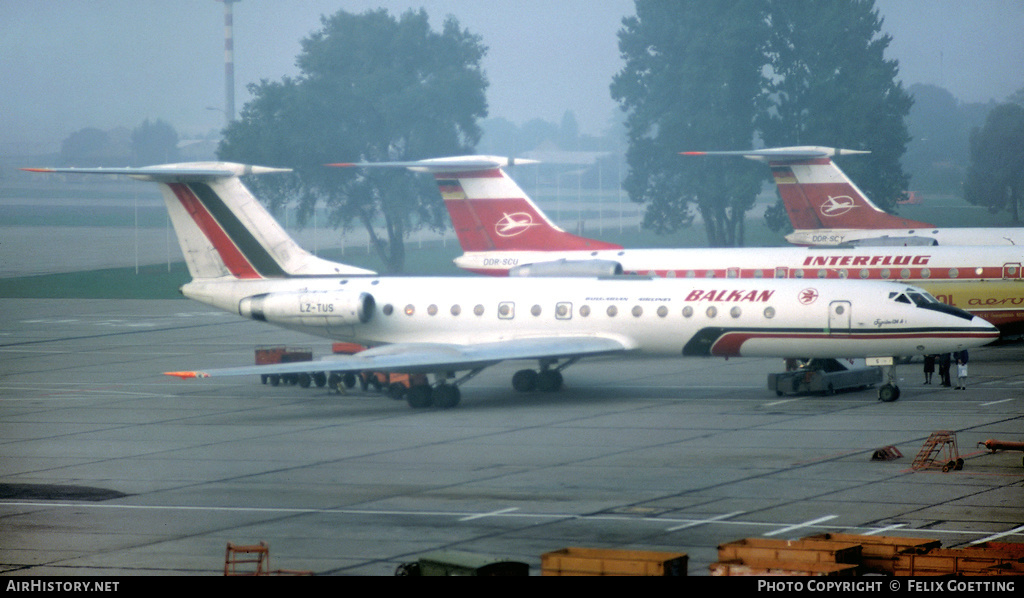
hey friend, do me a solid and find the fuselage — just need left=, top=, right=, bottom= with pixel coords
left=182, top=275, right=997, bottom=360
left=454, top=245, right=1024, bottom=335
left=786, top=228, right=1024, bottom=248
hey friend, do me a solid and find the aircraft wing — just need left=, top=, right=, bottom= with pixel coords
left=166, top=336, right=630, bottom=379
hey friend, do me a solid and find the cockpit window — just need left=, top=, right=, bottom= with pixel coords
left=890, top=289, right=941, bottom=307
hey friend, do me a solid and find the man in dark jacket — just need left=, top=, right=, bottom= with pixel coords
left=938, top=353, right=952, bottom=387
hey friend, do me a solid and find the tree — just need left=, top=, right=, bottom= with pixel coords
left=60, top=127, right=115, bottom=166
left=759, top=0, right=913, bottom=223
left=612, top=0, right=769, bottom=247
left=132, top=119, right=180, bottom=165
left=963, top=102, right=1024, bottom=223
left=903, top=84, right=968, bottom=193
left=218, top=8, right=488, bottom=272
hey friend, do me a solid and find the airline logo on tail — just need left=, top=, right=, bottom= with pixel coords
left=819, top=196, right=858, bottom=218
left=495, top=212, right=539, bottom=237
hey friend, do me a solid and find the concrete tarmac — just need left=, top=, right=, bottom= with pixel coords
left=1, top=298, right=1022, bottom=576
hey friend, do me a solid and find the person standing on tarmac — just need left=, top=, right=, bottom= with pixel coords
left=923, top=354, right=936, bottom=384
left=955, top=350, right=969, bottom=390
left=938, top=353, right=952, bottom=387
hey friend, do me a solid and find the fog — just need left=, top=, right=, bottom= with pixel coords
left=2, top=0, right=1022, bottom=154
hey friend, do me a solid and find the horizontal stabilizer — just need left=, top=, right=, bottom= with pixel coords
left=682, top=146, right=870, bottom=164
left=22, top=162, right=291, bottom=182
left=328, top=155, right=539, bottom=173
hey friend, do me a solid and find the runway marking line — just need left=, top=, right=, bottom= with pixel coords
left=861, top=523, right=906, bottom=535
left=665, top=510, right=745, bottom=532
left=4, top=502, right=1021, bottom=543
left=764, top=515, right=838, bottom=537
left=459, top=507, right=519, bottom=522
left=971, top=524, right=1024, bottom=545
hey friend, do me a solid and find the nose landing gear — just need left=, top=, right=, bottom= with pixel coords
left=875, top=358, right=900, bottom=402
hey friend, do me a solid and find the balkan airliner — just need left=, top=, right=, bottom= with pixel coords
left=343, top=156, right=1024, bottom=338
left=26, top=163, right=997, bottom=407
left=690, top=146, right=1024, bottom=247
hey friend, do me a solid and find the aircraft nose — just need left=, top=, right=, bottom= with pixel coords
left=970, top=315, right=1000, bottom=343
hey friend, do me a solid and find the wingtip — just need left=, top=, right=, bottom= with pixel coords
left=164, top=371, right=209, bottom=379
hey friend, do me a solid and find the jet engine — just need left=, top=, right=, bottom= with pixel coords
left=238, top=290, right=375, bottom=325
left=508, top=259, right=624, bottom=277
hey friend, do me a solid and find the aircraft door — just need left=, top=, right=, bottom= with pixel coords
left=1002, top=263, right=1021, bottom=279
left=828, top=300, right=851, bottom=334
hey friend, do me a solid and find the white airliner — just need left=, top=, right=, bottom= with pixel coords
left=342, top=156, right=1024, bottom=338
left=688, top=146, right=1024, bottom=247
left=26, top=162, right=997, bottom=407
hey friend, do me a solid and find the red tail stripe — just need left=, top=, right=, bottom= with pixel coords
left=168, top=183, right=262, bottom=279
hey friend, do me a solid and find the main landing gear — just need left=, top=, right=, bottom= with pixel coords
left=384, top=368, right=486, bottom=410
left=511, top=358, right=577, bottom=393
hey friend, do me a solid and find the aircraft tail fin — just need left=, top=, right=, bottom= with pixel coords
left=331, top=156, right=622, bottom=252
left=23, top=163, right=374, bottom=279
left=682, top=146, right=933, bottom=230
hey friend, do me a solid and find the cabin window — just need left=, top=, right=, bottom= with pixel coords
left=657, top=305, right=668, bottom=318
left=838, top=269, right=848, bottom=279
left=685, top=270, right=696, bottom=278
left=730, top=306, right=741, bottom=318
left=900, top=268, right=911, bottom=279
left=382, top=304, right=394, bottom=316
left=531, top=304, right=542, bottom=317
left=498, top=302, right=514, bottom=319
left=763, top=306, right=775, bottom=319
left=404, top=304, right=415, bottom=316
left=817, top=269, right=827, bottom=278
left=860, top=269, right=870, bottom=279
left=631, top=305, right=643, bottom=317
left=706, top=306, right=718, bottom=318
left=753, top=269, right=764, bottom=278
left=920, top=268, right=930, bottom=279
left=948, top=268, right=959, bottom=278
left=705, top=270, right=716, bottom=278
left=427, top=304, right=438, bottom=316
left=880, top=269, right=891, bottom=278
left=556, top=302, right=572, bottom=319
left=794, top=269, right=805, bottom=278
left=580, top=305, right=591, bottom=317
left=451, top=304, right=461, bottom=316
left=474, top=304, right=485, bottom=316
left=682, top=306, right=694, bottom=318
left=606, top=305, right=618, bottom=317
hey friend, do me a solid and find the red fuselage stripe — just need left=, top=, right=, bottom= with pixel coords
left=710, top=330, right=998, bottom=357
